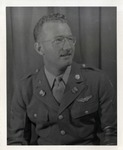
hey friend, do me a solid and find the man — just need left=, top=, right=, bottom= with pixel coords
left=8, top=13, right=117, bottom=145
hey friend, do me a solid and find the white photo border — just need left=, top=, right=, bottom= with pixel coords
left=0, top=0, right=123, bottom=150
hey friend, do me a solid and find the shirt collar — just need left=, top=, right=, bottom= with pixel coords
left=44, top=65, right=71, bottom=88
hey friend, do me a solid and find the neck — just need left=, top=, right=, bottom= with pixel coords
left=44, top=65, right=68, bottom=77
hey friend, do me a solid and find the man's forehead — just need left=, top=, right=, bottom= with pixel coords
left=40, top=21, right=72, bottom=39
left=42, top=21, right=70, bottom=31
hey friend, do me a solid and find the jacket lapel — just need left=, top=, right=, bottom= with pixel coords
left=58, top=62, right=88, bottom=114
left=33, top=62, right=88, bottom=114
left=33, top=67, right=59, bottom=112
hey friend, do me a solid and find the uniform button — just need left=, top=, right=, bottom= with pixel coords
left=85, top=110, right=89, bottom=114
left=60, top=130, right=66, bottom=135
left=35, top=69, right=39, bottom=73
left=82, top=64, right=86, bottom=68
left=34, top=113, right=37, bottom=117
left=58, top=115, right=63, bottom=120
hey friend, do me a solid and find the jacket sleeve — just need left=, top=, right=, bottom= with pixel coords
left=7, top=82, right=31, bottom=145
left=98, top=73, right=117, bottom=145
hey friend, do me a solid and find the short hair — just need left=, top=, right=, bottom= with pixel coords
left=33, top=13, right=68, bottom=42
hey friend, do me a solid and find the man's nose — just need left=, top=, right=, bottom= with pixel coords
left=62, top=38, right=71, bottom=49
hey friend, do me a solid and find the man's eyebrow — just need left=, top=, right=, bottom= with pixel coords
left=54, top=36, right=63, bottom=38
left=54, top=35, right=73, bottom=38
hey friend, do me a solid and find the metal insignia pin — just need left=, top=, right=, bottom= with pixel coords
left=75, top=74, right=80, bottom=80
left=72, top=87, right=78, bottom=93
left=39, top=90, right=46, bottom=96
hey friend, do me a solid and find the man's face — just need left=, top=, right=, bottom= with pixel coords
left=38, top=21, right=75, bottom=70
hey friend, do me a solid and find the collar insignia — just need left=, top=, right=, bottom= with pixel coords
left=75, top=74, right=80, bottom=80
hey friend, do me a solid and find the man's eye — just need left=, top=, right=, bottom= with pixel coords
left=55, top=38, right=63, bottom=42
left=68, top=37, right=73, bottom=41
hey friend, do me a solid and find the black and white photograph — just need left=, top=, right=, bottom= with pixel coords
left=6, top=7, right=117, bottom=145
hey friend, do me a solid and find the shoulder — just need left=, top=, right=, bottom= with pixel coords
left=72, top=62, right=105, bottom=76
left=11, top=68, right=42, bottom=107
left=18, top=68, right=41, bottom=91
left=21, top=68, right=40, bottom=80
left=13, top=68, right=42, bottom=105
left=79, top=63, right=113, bottom=87
left=75, top=63, right=104, bottom=78
left=80, top=63, right=102, bottom=72
left=73, top=62, right=112, bottom=85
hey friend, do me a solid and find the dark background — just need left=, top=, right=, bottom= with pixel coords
left=7, top=7, right=117, bottom=129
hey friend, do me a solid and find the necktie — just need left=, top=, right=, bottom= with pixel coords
left=52, top=76, right=65, bottom=103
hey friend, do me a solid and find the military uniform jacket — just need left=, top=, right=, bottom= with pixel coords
left=8, top=62, right=117, bottom=145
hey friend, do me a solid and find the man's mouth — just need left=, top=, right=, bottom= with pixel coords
left=60, top=53, right=72, bottom=57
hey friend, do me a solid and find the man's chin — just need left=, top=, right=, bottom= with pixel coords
left=59, top=59, right=72, bottom=69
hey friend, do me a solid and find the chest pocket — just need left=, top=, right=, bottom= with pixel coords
left=71, top=95, right=98, bottom=119
left=27, top=99, right=49, bottom=124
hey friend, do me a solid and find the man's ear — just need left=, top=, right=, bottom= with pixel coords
left=34, top=42, right=44, bottom=56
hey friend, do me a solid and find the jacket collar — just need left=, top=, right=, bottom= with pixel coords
left=44, top=65, right=71, bottom=89
left=33, top=62, right=87, bottom=113
left=58, top=62, right=87, bottom=114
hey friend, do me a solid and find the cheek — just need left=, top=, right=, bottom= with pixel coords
left=43, top=46, right=53, bottom=56
left=72, top=47, right=75, bottom=52
left=72, top=48, right=75, bottom=56
left=45, top=50, right=58, bottom=61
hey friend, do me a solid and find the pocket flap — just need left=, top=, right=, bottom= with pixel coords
left=27, top=104, right=49, bottom=123
left=71, top=98, right=98, bottom=118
